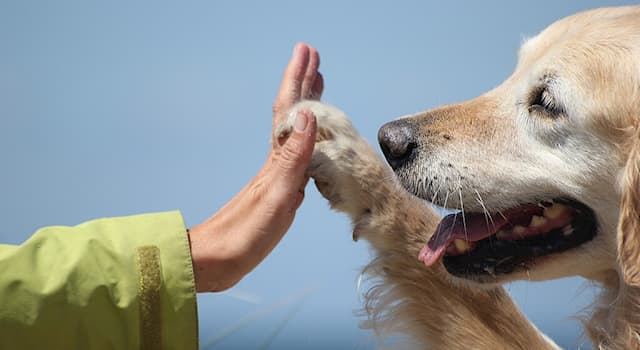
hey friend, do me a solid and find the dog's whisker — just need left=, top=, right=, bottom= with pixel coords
left=430, top=179, right=442, bottom=205
left=442, top=189, right=450, bottom=212
left=474, top=189, right=495, bottom=230
left=450, top=209, right=459, bottom=238
left=457, top=180, right=468, bottom=241
left=495, top=210, right=508, bottom=222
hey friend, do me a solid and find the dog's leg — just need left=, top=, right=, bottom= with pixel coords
left=276, top=101, right=560, bottom=350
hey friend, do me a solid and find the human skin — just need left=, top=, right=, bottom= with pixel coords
left=188, top=43, right=324, bottom=292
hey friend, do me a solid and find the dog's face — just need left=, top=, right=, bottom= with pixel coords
left=379, top=7, right=640, bottom=284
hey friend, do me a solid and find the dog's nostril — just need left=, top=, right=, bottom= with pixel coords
left=378, top=120, right=417, bottom=170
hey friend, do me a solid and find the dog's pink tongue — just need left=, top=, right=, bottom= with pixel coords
left=419, top=213, right=509, bottom=266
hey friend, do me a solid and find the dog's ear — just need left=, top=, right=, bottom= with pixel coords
left=618, top=121, right=640, bottom=286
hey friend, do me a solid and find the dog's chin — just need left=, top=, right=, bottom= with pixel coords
left=416, top=196, right=598, bottom=284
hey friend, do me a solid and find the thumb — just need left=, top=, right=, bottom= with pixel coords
left=276, top=110, right=317, bottom=187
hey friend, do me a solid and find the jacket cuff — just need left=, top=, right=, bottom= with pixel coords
left=84, top=211, right=199, bottom=349
left=131, top=211, right=198, bottom=349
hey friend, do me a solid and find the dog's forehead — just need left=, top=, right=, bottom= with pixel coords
left=516, top=6, right=640, bottom=71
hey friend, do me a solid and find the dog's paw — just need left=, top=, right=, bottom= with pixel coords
left=275, top=101, right=396, bottom=221
left=274, top=100, right=359, bottom=144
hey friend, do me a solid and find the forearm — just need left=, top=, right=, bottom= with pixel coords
left=189, top=109, right=316, bottom=294
left=0, top=211, right=198, bottom=349
left=187, top=169, right=304, bottom=292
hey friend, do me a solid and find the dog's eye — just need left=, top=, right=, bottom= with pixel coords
left=528, top=86, right=563, bottom=117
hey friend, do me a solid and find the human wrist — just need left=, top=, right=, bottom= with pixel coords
left=188, top=217, right=242, bottom=293
left=187, top=189, right=262, bottom=293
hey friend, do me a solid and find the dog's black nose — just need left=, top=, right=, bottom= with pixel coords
left=378, top=120, right=417, bottom=170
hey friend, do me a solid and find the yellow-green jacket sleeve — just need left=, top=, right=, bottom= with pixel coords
left=0, top=211, right=198, bottom=349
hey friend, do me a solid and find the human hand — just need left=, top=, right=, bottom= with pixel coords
left=188, top=43, right=323, bottom=292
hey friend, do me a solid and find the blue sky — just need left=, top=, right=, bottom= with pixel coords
left=1, top=1, right=635, bottom=348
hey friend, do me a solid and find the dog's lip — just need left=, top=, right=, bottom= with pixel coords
left=425, top=198, right=598, bottom=280
left=419, top=203, right=546, bottom=265
left=418, top=199, right=587, bottom=267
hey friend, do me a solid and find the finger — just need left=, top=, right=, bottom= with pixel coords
left=295, top=175, right=310, bottom=209
left=276, top=110, right=317, bottom=189
left=295, top=189, right=305, bottom=209
left=301, top=46, right=320, bottom=99
left=273, top=43, right=310, bottom=125
left=310, top=72, right=324, bottom=100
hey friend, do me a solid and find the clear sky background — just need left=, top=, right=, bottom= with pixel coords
left=1, top=1, right=635, bottom=349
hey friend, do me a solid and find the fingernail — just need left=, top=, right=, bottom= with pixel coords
left=294, top=111, right=309, bottom=132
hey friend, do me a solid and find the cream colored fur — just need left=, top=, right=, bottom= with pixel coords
left=275, top=5, right=640, bottom=349
left=276, top=102, right=558, bottom=349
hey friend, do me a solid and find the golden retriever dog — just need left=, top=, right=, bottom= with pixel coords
left=276, top=5, right=640, bottom=350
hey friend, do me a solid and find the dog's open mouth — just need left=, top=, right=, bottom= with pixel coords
left=418, top=199, right=597, bottom=278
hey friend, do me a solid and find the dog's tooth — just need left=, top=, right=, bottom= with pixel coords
left=530, top=215, right=547, bottom=227
left=562, top=225, right=574, bottom=236
left=512, top=225, right=527, bottom=235
left=454, top=239, right=472, bottom=253
left=543, top=203, right=569, bottom=219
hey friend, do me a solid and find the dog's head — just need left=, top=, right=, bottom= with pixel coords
left=379, top=6, right=640, bottom=285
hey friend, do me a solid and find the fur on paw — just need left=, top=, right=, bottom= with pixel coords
left=274, top=100, right=359, bottom=144
left=275, top=100, right=395, bottom=220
